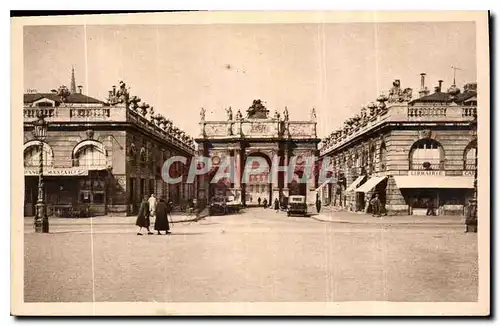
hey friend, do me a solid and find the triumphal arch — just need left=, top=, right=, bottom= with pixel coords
left=195, top=99, right=320, bottom=206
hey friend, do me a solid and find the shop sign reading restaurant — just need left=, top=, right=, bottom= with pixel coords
left=24, top=167, right=89, bottom=176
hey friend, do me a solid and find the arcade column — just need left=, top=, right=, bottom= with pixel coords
left=271, top=149, right=280, bottom=202
left=196, top=148, right=209, bottom=206
left=233, top=148, right=242, bottom=202
left=306, top=150, right=319, bottom=206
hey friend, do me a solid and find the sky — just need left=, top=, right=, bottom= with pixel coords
left=23, top=22, right=476, bottom=138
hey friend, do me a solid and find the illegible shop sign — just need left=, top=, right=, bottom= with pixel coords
left=408, top=170, right=445, bottom=176
left=24, top=167, right=89, bottom=176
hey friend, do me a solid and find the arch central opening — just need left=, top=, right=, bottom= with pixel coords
left=243, top=152, right=272, bottom=206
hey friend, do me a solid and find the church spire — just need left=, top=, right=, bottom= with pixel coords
left=70, top=66, right=77, bottom=94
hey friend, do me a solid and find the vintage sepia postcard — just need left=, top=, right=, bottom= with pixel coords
left=11, top=11, right=490, bottom=316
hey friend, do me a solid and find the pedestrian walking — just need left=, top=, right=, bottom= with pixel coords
left=154, top=197, right=171, bottom=235
left=148, top=193, right=157, bottom=221
left=136, top=195, right=153, bottom=235
left=316, top=197, right=322, bottom=213
left=426, top=199, right=436, bottom=216
left=166, top=199, right=174, bottom=224
left=370, top=194, right=381, bottom=217
left=274, top=198, right=280, bottom=212
left=262, top=198, right=268, bottom=208
left=258, top=197, right=261, bottom=206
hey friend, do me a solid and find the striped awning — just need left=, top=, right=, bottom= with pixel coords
left=345, top=176, right=366, bottom=192
left=355, top=176, right=387, bottom=193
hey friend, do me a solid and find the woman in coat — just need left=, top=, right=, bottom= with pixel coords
left=154, top=197, right=171, bottom=235
left=136, top=195, right=153, bottom=235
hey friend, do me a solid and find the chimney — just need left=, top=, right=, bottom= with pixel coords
left=438, top=80, right=443, bottom=92
left=420, top=73, right=426, bottom=90
left=434, top=86, right=440, bottom=93
left=112, top=85, right=116, bottom=96
left=77, top=85, right=83, bottom=94
left=418, top=73, right=430, bottom=98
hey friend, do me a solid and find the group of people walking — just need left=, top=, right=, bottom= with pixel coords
left=135, top=194, right=173, bottom=235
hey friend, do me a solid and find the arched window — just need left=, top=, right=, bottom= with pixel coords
left=463, top=141, right=477, bottom=170
left=73, top=140, right=107, bottom=168
left=24, top=140, right=54, bottom=167
left=409, top=139, right=444, bottom=170
left=379, top=142, right=387, bottom=171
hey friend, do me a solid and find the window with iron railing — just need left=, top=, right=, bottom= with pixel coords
left=464, top=146, right=476, bottom=170
left=24, top=143, right=54, bottom=167
left=409, top=139, right=444, bottom=171
left=74, top=145, right=107, bottom=167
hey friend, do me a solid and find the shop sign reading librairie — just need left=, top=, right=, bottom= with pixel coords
left=24, top=167, right=89, bottom=176
left=407, top=170, right=445, bottom=176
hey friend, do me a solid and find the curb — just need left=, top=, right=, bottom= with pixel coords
left=23, top=216, right=202, bottom=226
left=310, top=216, right=464, bottom=226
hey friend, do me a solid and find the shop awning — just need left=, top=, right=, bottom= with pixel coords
left=345, top=176, right=366, bottom=192
left=355, top=176, right=387, bottom=193
left=393, top=176, right=474, bottom=189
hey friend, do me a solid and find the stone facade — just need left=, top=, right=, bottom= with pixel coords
left=196, top=100, right=320, bottom=209
left=23, top=80, right=195, bottom=217
left=319, top=76, right=477, bottom=216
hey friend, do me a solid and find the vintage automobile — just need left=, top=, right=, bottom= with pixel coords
left=209, top=196, right=228, bottom=215
left=225, top=195, right=242, bottom=213
left=287, top=195, right=308, bottom=217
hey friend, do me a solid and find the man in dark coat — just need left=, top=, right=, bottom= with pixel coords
left=154, top=197, right=171, bottom=235
left=274, top=198, right=280, bottom=213
left=136, top=195, right=153, bottom=235
left=316, top=197, right=322, bottom=214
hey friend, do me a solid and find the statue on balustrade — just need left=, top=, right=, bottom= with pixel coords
left=200, top=107, right=206, bottom=121
left=310, top=108, right=317, bottom=122
left=226, top=107, right=233, bottom=121
left=377, top=95, right=389, bottom=110
left=387, top=79, right=413, bottom=103
left=139, top=102, right=149, bottom=116
left=360, top=106, right=368, bottom=122
left=236, top=109, right=243, bottom=120
left=283, top=107, right=289, bottom=121
left=57, top=85, right=71, bottom=102
left=129, top=96, right=141, bottom=110
left=247, top=99, right=269, bottom=119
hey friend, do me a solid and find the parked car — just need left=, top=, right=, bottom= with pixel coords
left=287, top=195, right=308, bottom=217
left=209, top=196, right=228, bottom=215
left=225, top=195, right=242, bottom=213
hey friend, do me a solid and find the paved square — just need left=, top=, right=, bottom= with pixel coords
left=24, top=209, right=478, bottom=302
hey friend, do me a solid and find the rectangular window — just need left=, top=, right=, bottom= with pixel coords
left=93, top=192, right=105, bottom=204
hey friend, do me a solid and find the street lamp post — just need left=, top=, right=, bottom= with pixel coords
left=466, top=109, right=478, bottom=233
left=32, top=112, right=49, bottom=233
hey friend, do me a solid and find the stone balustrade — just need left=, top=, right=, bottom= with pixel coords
left=24, top=104, right=195, bottom=154
left=200, top=119, right=317, bottom=139
left=320, top=103, right=477, bottom=156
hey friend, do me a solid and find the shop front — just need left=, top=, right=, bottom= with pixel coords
left=24, top=167, right=109, bottom=217
left=393, top=175, right=474, bottom=216
left=354, top=176, right=388, bottom=213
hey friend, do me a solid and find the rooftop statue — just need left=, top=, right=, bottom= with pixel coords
left=310, top=108, right=317, bottom=122
left=283, top=107, right=289, bottom=121
left=200, top=107, right=206, bottom=121
left=247, top=99, right=269, bottom=119
left=236, top=109, right=243, bottom=120
left=226, top=107, right=233, bottom=121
